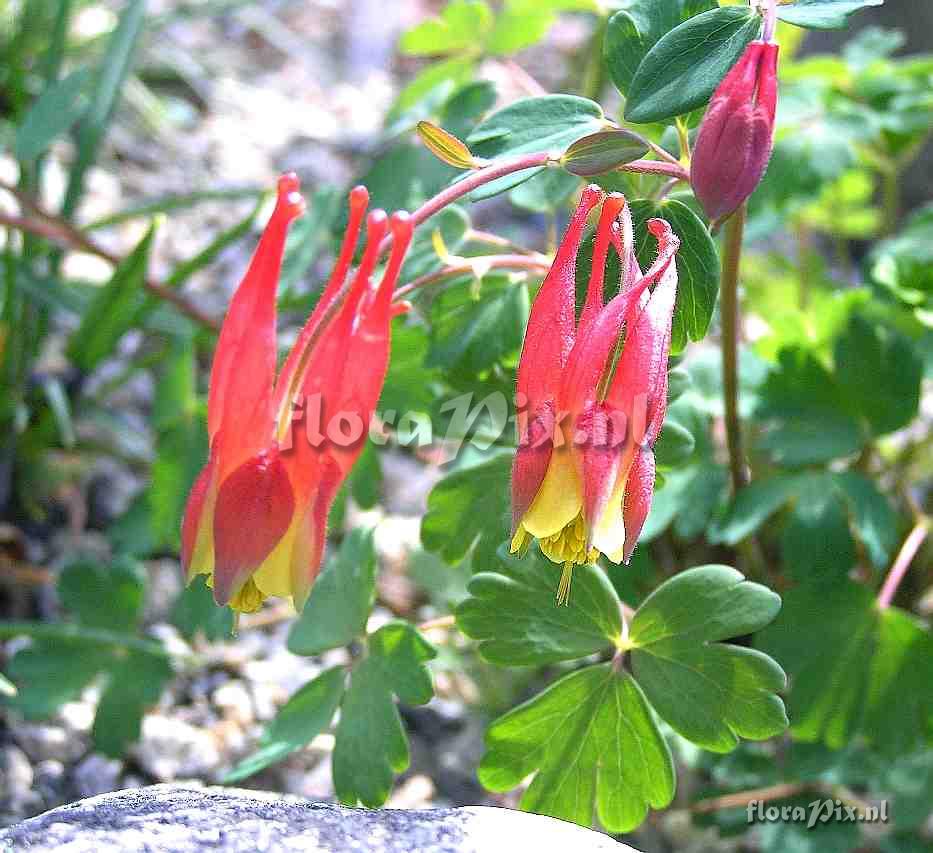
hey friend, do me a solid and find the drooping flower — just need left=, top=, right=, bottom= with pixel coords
left=510, top=186, right=679, bottom=603
left=181, top=174, right=413, bottom=613
left=690, top=39, right=779, bottom=225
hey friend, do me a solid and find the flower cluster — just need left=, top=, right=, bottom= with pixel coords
left=181, top=175, right=412, bottom=613
left=510, top=186, right=680, bottom=603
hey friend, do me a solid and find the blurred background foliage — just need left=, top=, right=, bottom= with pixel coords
left=0, top=1, right=931, bottom=851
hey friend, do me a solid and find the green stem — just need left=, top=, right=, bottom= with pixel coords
left=720, top=203, right=749, bottom=493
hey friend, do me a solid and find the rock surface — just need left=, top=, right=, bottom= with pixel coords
left=0, top=783, right=636, bottom=852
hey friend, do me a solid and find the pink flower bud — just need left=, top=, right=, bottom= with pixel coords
left=691, top=40, right=779, bottom=224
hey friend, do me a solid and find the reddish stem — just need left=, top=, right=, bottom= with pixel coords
left=618, top=159, right=690, bottom=180
left=378, top=151, right=554, bottom=258
left=877, top=521, right=929, bottom=609
left=393, top=254, right=550, bottom=301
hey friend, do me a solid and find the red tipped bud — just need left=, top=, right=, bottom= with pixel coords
left=691, top=41, right=779, bottom=224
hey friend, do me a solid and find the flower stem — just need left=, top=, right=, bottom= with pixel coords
left=761, top=0, right=778, bottom=43
left=877, top=520, right=929, bottom=609
left=378, top=151, right=554, bottom=259
left=720, top=203, right=749, bottom=493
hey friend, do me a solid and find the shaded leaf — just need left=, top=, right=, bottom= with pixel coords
left=456, top=546, right=623, bottom=666
left=625, top=7, right=761, bottom=124
left=15, top=67, right=92, bottom=161
left=479, top=664, right=675, bottom=833
left=421, top=450, right=512, bottom=567
left=224, top=667, right=345, bottom=782
left=58, top=556, right=146, bottom=633
left=630, top=565, right=787, bottom=752
left=288, top=529, right=378, bottom=656
left=333, top=622, right=435, bottom=807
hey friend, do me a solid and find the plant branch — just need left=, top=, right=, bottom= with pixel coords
left=720, top=203, right=750, bottom=493
left=877, top=519, right=929, bottom=609
left=378, top=151, right=555, bottom=259
left=0, top=185, right=220, bottom=330
left=392, top=253, right=550, bottom=301
left=617, top=159, right=689, bottom=180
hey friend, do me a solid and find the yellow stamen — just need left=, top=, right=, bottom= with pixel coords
left=557, top=561, right=573, bottom=606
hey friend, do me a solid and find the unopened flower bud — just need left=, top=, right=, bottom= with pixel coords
left=691, top=40, right=779, bottom=224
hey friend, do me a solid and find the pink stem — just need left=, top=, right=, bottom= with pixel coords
left=392, top=254, right=550, bottom=301
left=762, top=0, right=778, bottom=43
left=378, top=151, right=554, bottom=259
left=618, top=159, right=690, bottom=180
left=877, top=521, right=929, bottom=609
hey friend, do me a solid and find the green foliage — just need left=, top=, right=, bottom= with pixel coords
left=225, top=667, right=346, bottom=782
left=459, top=549, right=786, bottom=831
left=288, top=529, right=378, bottom=656
left=624, top=6, right=761, bottom=124
left=1, top=558, right=176, bottom=757
left=333, top=622, right=436, bottom=807
left=605, top=0, right=717, bottom=98
left=777, top=0, right=885, bottom=30
left=630, top=198, right=720, bottom=352
left=758, top=582, right=933, bottom=755
left=466, top=95, right=605, bottom=197
left=421, top=450, right=512, bottom=568
left=479, top=664, right=676, bottom=833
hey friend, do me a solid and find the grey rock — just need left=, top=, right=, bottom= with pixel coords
left=72, top=754, right=124, bottom=799
left=133, top=716, right=222, bottom=781
left=0, top=783, right=638, bottom=852
left=0, top=745, right=34, bottom=806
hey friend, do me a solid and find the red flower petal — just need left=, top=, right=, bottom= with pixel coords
left=212, top=448, right=295, bottom=605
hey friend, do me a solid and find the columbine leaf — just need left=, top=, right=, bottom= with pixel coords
left=561, top=129, right=649, bottom=176
left=288, top=528, right=378, bottom=656
left=456, top=546, right=623, bottom=666
left=478, top=663, right=675, bottom=832
left=631, top=199, right=720, bottom=352
left=427, top=274, right=530, bottom=374
left=604, top=0, right=718, bottom=97
left=421, top=450, right=512, bottom=568
left=92, top=651, right=174, bottom=757
left=466, top=95, right=605, bottom=198
left=3, top=639, right=109, bottom=718
left=629, top=565, right=787, bottom=752
left=172, top=575, right=235, bottom=642
left=834, top=314, right=922, bottom=436
left=776, top=0, right=884, bottom=30
left=758, top=581, right=933, bottom=755
left=624, top=6, right=762, bottom=124
left=58, top=556, right=146, bottom=633
left=224, top=667, right=345, bottom=782
left=333, top=622, right=435, bottom=807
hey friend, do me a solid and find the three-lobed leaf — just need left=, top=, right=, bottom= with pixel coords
left=758, top=581, right=933, bottom=755
left=479, top=664, right=675, bottom=833
left=421, top=450, right=512, bottom=568
left=629, top=565, right=788, bottom=752
left=333, top=622, right=436, bottom=807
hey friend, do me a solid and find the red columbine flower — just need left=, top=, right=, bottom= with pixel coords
left=181, top=174, right=412, bottom=613
left=691, top=39, right=779, bottom=225
left=511, top=186, right=680, bottom=603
